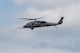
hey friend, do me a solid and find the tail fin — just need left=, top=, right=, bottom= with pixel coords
left=58, top=17, right=64, bottom=24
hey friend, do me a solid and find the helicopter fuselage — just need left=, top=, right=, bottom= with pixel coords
left=22, top=17, right=64, bottom=30
left=23, top=21, right=59, bottom=30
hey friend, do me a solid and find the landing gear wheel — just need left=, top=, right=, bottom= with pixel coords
left=31, top=27, right=34, bottom=30
left=31, top=23, right=34, bottom=30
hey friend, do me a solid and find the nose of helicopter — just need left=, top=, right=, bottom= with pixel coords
left=23, top=25, right=28, bottom=28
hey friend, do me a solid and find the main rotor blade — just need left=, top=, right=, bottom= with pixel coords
left=20, top=14, right=50, bottom=20
left=20, top=18, right=36, bottom=20
left=35, top=14, right=50, bottom=19
left=20, top=18, right=42, bottom=20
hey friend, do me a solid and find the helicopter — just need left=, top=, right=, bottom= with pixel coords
left=19, top=16, right=64, bottom=30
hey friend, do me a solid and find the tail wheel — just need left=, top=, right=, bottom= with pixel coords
left=55, top=26, right=57, bottom=28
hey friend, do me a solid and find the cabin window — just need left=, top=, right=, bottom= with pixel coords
left=40, top=21, right=46, bottom=23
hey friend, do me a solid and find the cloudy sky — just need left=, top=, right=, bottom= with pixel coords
left=0, top=0, right=80, bottom=53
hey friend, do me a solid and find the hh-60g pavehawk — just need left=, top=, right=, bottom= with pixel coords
left=19, top=16, right=64, bottom=30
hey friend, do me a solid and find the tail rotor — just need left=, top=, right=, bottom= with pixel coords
left=58, top=17, right=64, bottom=24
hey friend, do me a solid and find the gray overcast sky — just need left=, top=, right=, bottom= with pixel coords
left=0, top=0, right=80, bottom=53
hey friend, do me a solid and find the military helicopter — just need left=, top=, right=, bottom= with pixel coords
left=19, top=16, right=64, bottom=30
